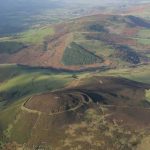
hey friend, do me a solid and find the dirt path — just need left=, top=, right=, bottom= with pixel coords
left=65, top=78, right=81, bottom=89
left=21, top=97, right=42, bottom=115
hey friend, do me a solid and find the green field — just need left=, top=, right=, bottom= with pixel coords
left=146, top=54, right=150, bottom=58
left=98, top=65, right=150, bottom=84
left=0, top=27, right=54, bottom=44
left=76, top=40, right=114, bottom=57
left=146, top=90, right=150, bottom=102
left=18, top=27, right=54, bottom=44
left=138, top=29, right=150, bottom=39
left=136, top=29, right=150, bottom=45
left=62, top=42, right=103, bottom=65
left=137, top=38, right=150, bottom=45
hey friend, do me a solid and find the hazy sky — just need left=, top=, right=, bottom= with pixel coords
left=63, top=0, right=149, bottom=5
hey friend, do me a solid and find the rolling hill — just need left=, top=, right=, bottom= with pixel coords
left=0, top=64, right=150, bottom=149
left=0, top=2, right=150, bottom=149
left=0, top=14, right=150, bottom=71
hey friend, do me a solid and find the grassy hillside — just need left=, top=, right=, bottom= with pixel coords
left=0, top=64, right=149, bottom=149
left=62, top=42, right=103, bottom=66
left=0, top=14, right=150, bottom=69
left=0, top=27, right=55, bottom=44
left=76, top=40, right=115, bottom=58
left=18, top=27, right=54, bottom=44
left=0, top=65, right=74, bottom=146
left=137, top=29, right=150, bottom=38
left=0, top=64, right=150, bottom=106
left=146, top=90, right=150, bottom=102
left=0, top=64, right=73, bottom=106
left=136, top=29, right=150, bottom=45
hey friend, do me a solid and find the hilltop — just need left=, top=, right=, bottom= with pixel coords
left=0, top=69, right=150, bottom=149
left=0, top=60, right=149, bottom=149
